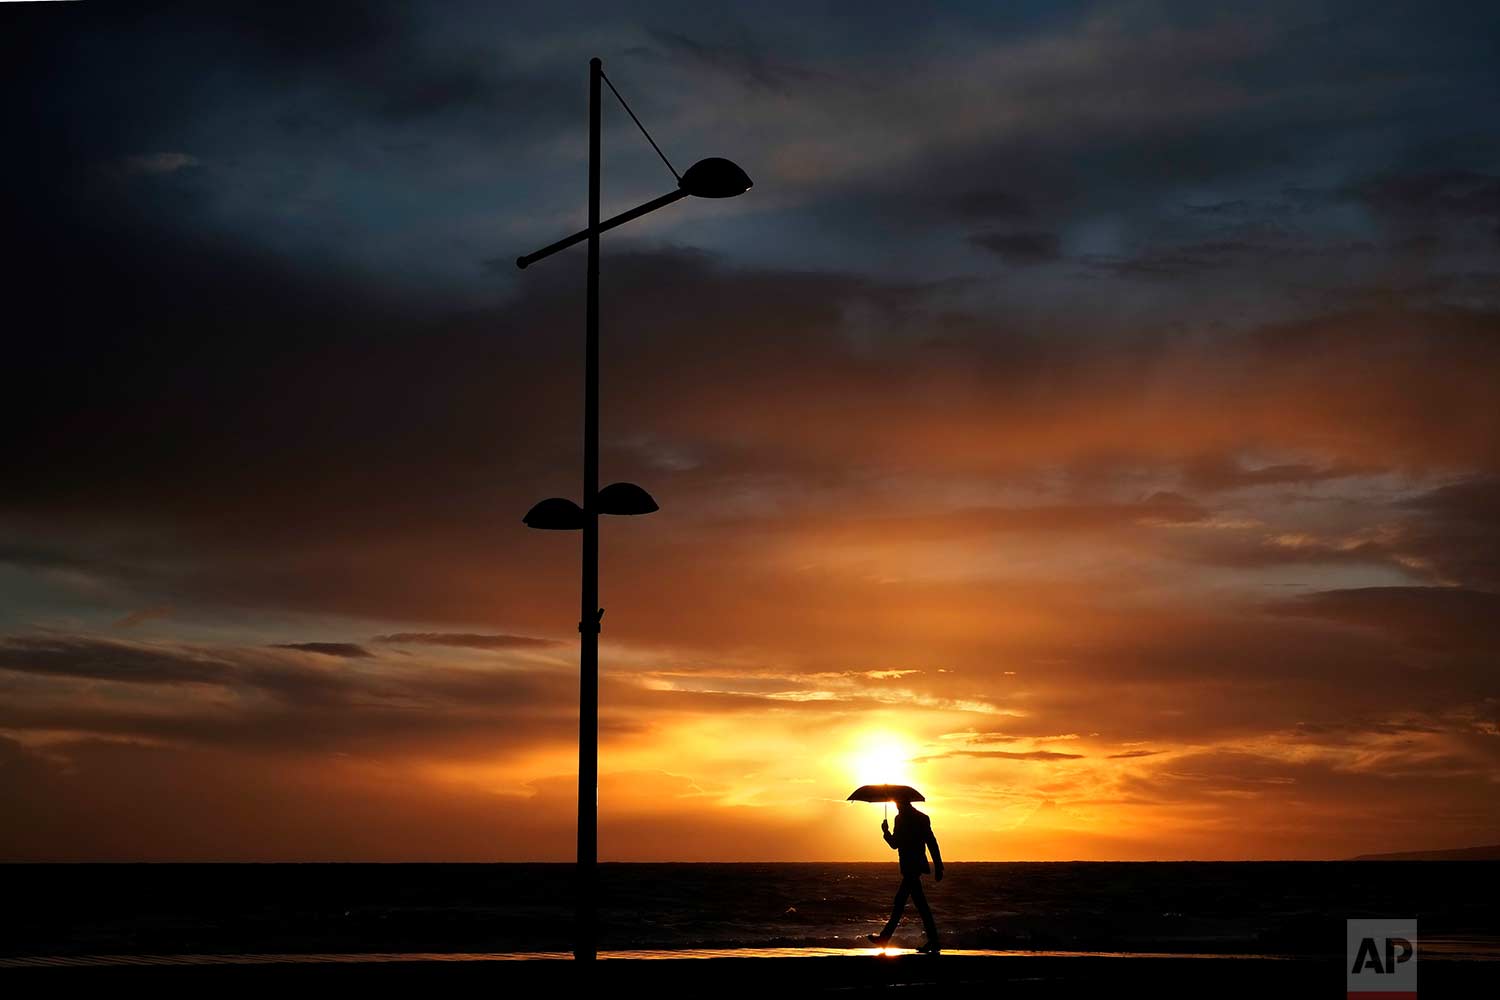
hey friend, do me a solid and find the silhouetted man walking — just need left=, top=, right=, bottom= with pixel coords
left=867, top=797, right=943, bottom=952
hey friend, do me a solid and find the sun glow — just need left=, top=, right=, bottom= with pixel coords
left=846, top=729, right=917, bottom=788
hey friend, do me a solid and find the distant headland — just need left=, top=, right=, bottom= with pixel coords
left=1350, top=844, right=1500, bottom=861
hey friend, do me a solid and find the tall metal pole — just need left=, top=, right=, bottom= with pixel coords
left=576, top=55, right=602, bottom=963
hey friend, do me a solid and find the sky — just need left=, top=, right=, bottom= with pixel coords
left=2, top=0, right=1498, bottom=861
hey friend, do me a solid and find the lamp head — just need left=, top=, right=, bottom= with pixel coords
left=597, top=482, right=659, bottom=516
left=523, top=497, right=585, bottom=530
left=679, top=157, right=752, bottom=199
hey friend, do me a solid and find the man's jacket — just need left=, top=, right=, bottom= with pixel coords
left=885, top=809, right=940, bottom=877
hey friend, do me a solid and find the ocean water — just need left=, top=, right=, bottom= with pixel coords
left=4, top=862, right=1497, bottom=957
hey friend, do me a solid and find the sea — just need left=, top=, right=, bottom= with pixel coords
left=5, top=862, right=1498, bottom=959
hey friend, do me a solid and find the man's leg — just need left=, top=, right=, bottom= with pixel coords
left=876, top=877, right=913, bottom=940
left=909, top=877, right=938, bottom=943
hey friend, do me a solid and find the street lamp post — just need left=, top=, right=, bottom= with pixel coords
left=516, top=56, right=751, bottom=962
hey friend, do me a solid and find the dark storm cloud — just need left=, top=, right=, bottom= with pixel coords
left=113, top=606, right=175, bottom=630
left=1180, top=533, right=1400, bottom=574
left=374, top=632, right=562, bottom=650
left=638, top=28, right=829, bottom=94
left=1121, top=742, right=1500, bottom=813
left=782, top=3, right=1497, bottom=276
left=968, top=230, right=1062, bottom=265
left=948, top=190, right=1035, bottom=222
left=1269, top=587, right=1500, bottom=652
left=1403, top=476, right=1500, bottom=521
left=1082, top=240, right=1265, bottom=279
left=0, top=688, right=601, bottom=760
left=1183, top=476, right=1500, bottom=587
left=1178, top=455, right=1378, bottom=492
left=1183, top=198, right=1309, bottom=220
left=0, top=633, right=539, bottom=703
left=0, top=634, right=238, bottom=687
left=0, top=543, right=155, bottom=588
left=1350, top=170, right=1500, bottom=234
left=1391, top=479, right=1500, bottom=587
left=5, top=1, right=573, bottom=133
left=271, top=642, right=374, bottom=658
left=0, top=633, right=590, bottom=757
left=951, top=610, right=1500, bottom=752
left=1290, top=717, right=1451, bottom=740
left=0, top=634, right=410, bottom=707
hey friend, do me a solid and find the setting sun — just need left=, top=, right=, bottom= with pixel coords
left=846, top=730, right=918, bottom=788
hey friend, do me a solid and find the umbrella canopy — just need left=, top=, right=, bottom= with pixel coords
left=847, top=783, right=925, bottom=804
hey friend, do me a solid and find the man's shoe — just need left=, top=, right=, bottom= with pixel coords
left=915, top=938, right=941, bottom=954
left=866, top=933, right=891, bottom=946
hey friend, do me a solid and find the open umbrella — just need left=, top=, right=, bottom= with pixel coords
left=847, top=784, right=925, bottom=825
